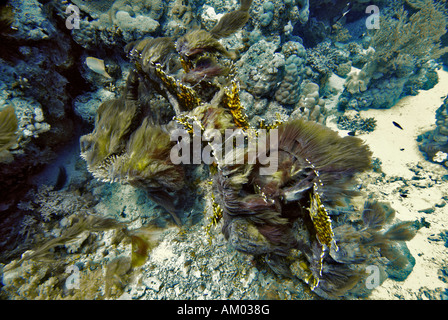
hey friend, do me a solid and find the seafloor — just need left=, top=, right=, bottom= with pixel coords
left=0, top=0, right=447, bottom=300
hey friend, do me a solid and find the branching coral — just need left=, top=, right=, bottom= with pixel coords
left=337, top=113, right=377, bottom=134
left=306, top=41, right=349, bottom=86
left=341, top=0, right=448, bottom=109
left=371, top=2, right=448, bottom=74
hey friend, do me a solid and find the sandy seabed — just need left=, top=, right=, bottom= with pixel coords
left=328, top=69, right=448, bottom=299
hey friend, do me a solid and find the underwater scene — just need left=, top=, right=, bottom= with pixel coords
left=0, top=0, right=447, bottom=301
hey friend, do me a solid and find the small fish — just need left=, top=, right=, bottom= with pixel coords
left=86, top=57, right=112, bottom=79
left=393, top=121, right=403, bottom=130
left=347, top=131, right=356, bottom=136
left=333, top=2, right=352, bottom=24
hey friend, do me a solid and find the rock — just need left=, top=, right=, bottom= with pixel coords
left=418, top=207, right=435, bottom=214
left=143, top=276, right=162, bottom=292
left=384, top=242, right=416, bottom=281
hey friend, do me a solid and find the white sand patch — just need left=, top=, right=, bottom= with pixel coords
left=328, top=69, right=448, bottom=300
left=358, top=69, right=448, bottom=179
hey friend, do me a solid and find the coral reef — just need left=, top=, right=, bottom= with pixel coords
left=63, top=0, right=166, bottom=48
left=306, top=41, right=349, bottom=86
left=74, top=1, right=419, bottom=298
left=1, top=0, right=436, bottom=301
left=80, top=1, right=255, bottom=226
left=249, top=0, right=309, bottom=37
left=337, top=112, right=377, bottom=134
left=236, top=39, right=285, bottom=97
left=274, top=42, right=307, bottom=105
left=290, top=82, right=327, bottom=124
left=339, top=0, right=448, bottom=110
left=0, top=0, right=83, bottom=209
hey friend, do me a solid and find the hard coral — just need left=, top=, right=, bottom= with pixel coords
left=340, top=1, right=448, bottom=109
left=371, top=2, right=448, bottom=75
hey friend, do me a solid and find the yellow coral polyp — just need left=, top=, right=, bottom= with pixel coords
left=205, top=192, right=224, bottom=241
left=308, top=186, right=338, bottom=252
left=155, top=64, right=200, bottom=111
left=259, top=118, right=283, bottom=131
left=179, top=55, right=193, bottom=73
left=174, top=114, right=203, bottom=134
left=222, top=81, right=250, bottom=130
